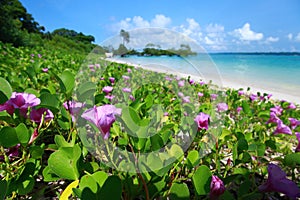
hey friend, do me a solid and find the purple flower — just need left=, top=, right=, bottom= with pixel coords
left=89, top=64, right=95, bottom=72
left=210, top=94, right=218, bottom=101
left=238, top=90, right=244, bottom=96
left=249, top=94, right=257, bottom=101
left=237, top=107, right=242, bottom=114
left=178, top=80, right=185, bottom=87
left=296, top=132, right=300, bottom=152
left=259, top=163, right=300, bottom=199
left=38, top=54, right=42, bottom=58
left=0, top=102, right=14, bottom=115
left=102, top=86, right=113, bottom=94
left=100, top=77, right=105, bottom=80
left=273, top=120, right=292, bottom=135
left=260, top=96, right=265, bottom=101
left=122, top=88, right=131, bottom=93
left=42, top=68, right=48, bottom=72
left=178, top=92, right=184, bottom=98
left=109, top=77, right=115, bottom=84
left=289, top=118, right=300, bottom=130
left=122, top=75, right=130, bottom=80
left=210, top=175, right=226, bottom=199
left=0, top=144, right=21, bottom=161
left=288, top=103, right=297, bottom=109
left=189, top=79, right=195, bottom=84
left=63, top=101, right=85, bottom=122
left=105, top=95, right=115, bottom=101
left=81, top=105, right=121, bottom=139
left=129, top=95, right=135, bottom=101
left=30, top=54, right=34, bottom=57
left=267, top=93, right=273, bottom=99
left=266, top=112, right=280, bottom=124
left=198, top=92, right=204, bottom=97
left=7, top=92, right=40, bottom=117
left=270, top=106, right=283, bottom=116
left=165, top=76, right=172, bottom=81
left=30, top=108, right=54, bottom=123
left=163, top=112, right=169, bottom=116
left=182, top=96, right=190, bottom=103
left=295, top=132, right=300, bottom=152
left=217, top=103, right=228, bottom=112
left=127, top=68, right=132, bottom=73
left=199, top=81, right=205, bottom=85
left=194, top=112, right=210, bottom=130
left=95, top=64, right=100, bottom=68
left=10, top=92, right=40, bottom=109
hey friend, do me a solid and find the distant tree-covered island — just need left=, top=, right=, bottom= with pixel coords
left=111, top=30, right=197, bottom=57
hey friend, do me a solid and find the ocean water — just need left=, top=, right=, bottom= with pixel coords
left=116, top=53, right=300, bottom=97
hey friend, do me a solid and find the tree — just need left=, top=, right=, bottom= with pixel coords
left=114, top=44, right=128, bottom=56
left=0, top=0, right=44, bottom=46
left=51, top=28, right=95, bottom=44
left=120, top=29, right=130, bottom=46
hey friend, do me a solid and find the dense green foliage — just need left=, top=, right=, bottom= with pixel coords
left=0, top=0, right=97, bottom=53
left=0, top=42, right=299, bottom=199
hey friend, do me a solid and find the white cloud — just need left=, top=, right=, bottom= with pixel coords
left=206, top=24, right=224, bottom=33
left=231, top=23, right=263, bottom=41
left=287, top=33, right=293, bottom=40
left=295, top=33, right=300, bottom=42
left=132, top=16, right=150, bottom=28
left=203, top=24, right=227, bottom=50
left=151, top=14, right=171, bottom=27
left=111, top=15, right=171, bottom=32
left=265, top=36, right=279, bottom=43
left=177, top=18, right=201, bottom=37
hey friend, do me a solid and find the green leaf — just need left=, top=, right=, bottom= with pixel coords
left=0, top=127, right=19, bottom=147
left=169, top=183, right=190, bottom=200
left=54, top=135, right=73, bottom=147
left=15, top=123, right=30, bottom=145
left=150, top=134, right=164, bottom=151
left=47, top=145, right=81, bottom=180
left=29, top=145, right=44, bottom=159
left=0, top=180, right=7, bottom=200
left=242, top=100, right=251, bottom=116
left=76, top=82, right=96, bottom=102
left=79, top=175, right=99, bottom=193
left=147, top=152, right=163, bottom=173
left=192, top=165, right=212, bottom=196
left=284, top=153, right=300, bottom=167
left=17, top=176, right=35, bottom=195
left=238, top=180, right=251, bottom=197
left=187, top=150, right=200, bottom=168
left=39, top=93, right=60, bottom=113
left=99, top=176, right=122, bottom=200
left=0, top=77, right=12, bottom=104
left=168, top=144, right=184, bottom=161
left=42, top=166, right=60, bottom=182
left=237, top=139, right=248, bottom=154
left=59, top=70, right=75, bottom=94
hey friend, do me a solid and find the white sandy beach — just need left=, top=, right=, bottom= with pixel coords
left=106, top=58, right=300, bottom=104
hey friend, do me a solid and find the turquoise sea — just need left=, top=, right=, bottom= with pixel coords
left=116, top=53, right=300, bottom=98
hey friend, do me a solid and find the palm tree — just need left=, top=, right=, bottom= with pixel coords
left=120, top=29, right=130, bottom=46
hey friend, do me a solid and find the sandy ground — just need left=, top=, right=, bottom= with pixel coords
left=106, top=58, right=300, bottom=104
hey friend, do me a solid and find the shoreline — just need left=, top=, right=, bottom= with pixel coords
left=106, top=57, right=300, bottom=104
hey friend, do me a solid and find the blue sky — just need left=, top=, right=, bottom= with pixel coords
left=20, top=0, right=300, bottom=52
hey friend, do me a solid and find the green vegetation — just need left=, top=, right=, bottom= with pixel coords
left=0, top=0, right=97, bottom=54
left=1, top=1, right=300, bottom=199
left=0, top=42, right=300, bottom=199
